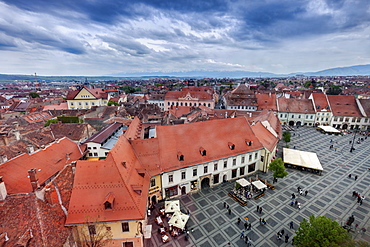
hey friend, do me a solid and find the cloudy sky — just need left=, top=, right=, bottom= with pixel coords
left=1, top=0, right=370, bottom=76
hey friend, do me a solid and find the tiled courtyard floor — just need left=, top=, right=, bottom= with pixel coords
left=145, top=126, right=370, bottom=246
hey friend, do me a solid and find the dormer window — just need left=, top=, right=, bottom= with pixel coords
left=245, top=140, right=253, bottom=146
left=122, top=161, right=127, bottom=168
left=104, top=192, right=115, bottom=210
left=228, top=142, right=235, bottom=150
left=199, top=147, right=206, bottom=156
left=177, top=152, right=184, bottom=161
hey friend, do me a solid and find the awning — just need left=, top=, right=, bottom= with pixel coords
left=236, top=178, right=251, bottom=187
left=165, top=200, right=180, bottom=213
left=317, top=125, right=340, bottom=133
left=168, top=211, right=189, bottom=229
left=252, top=180, right=267, bottom=190
left=283, top=148, right=323, bottom=171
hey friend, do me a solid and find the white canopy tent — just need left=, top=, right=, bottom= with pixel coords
left=317, top=125, right=340, bottom=134
left=168, top=211, right=189, bottom=229
left=283, top=148, right=323, bottom=173
left=165, top=200, right=180, bottom=213
left=251, top=180, right=267, bottom=190
left=236, top=178, right=251, bottom=187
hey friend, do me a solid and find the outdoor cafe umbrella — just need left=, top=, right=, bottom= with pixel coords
left=165, top=200, right=180, bottom=213
left=168, top=211, right=189, bottom=229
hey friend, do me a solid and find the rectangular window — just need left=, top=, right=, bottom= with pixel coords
left=214, top=163, right=218, bottom=171
left=121, top=222, right=129, bottom=232
left=345, top=118, right=349, bottom=122
left=310, top=115, right=313, bottom=119
left=150, top=179, right=156, bottom=187
left=122, top=242, right=134, bottom=247
left=204, top=166, right=208, bottom=174
left=241, top=156, right=245, bottom=164
left=213, top=174, right=219, bottom=184
left=94, top=152, right=98, bottom=157
left=193, top=169, right=197, bottom=177
left=291, top=115, right=294, bottom=118
left=181, top=171, right=186, bottom=180
left=339, top=117, right=343, bottom=121
left=357, top=118, right=361, bottom=123
left=298, top=115, right=301, bottom=118
left=248, top=163, right=256, bottom=173
left=233, top=158, right=236, bottom=166
left=254, top=153, right=258, bottom=159
left=280, top=114, right=283, bottom=118
left=168, top=174, right=173, bottom=183
left=261, top=156, right=264, bottom=162
left=240, top=167, right=245, bottom=176
left=223, top=161, right=227, bottom=168
left=232, top=169, right=237, bottom=178
left=88, top=225, right=96, bottom=235
left=249, top=155, right=252, bottom=162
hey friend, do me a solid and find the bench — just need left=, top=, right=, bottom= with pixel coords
left=254, top=192, right=265, bottom=200
left=228, top=192, right=248, bottom=207
left=259, top=178, right=275, bottom=190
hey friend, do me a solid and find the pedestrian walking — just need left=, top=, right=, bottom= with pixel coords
left=247, top=222, right=251, bottom=230
left=349, top=174, right=352, bottom=178
left=240, top=230, right=245, bottom=239
left=257, top=205, right=260, bottom=212
left=360, top=199, right=363, bottom=205
left=297, top=202, right=301, bottom=210
left=226, top=204, right=229, bottom=209
left=259, top=206, right=262, bottom=214
left=246, top=238, right=252, bottom=247
left=289, top=221, right=294, bottom=229
left=291, top=193, right=295, bottom=199
left=276, top=231, right=282, bottom=240
left=224, top=202, right=226, bottom=208
left=304, top=190, right=308, bottom=196
left=228, top=208, right=231, bottom=215
left=295, top=200, right=298, bottom=206
left=355, top=175, right=358, bottom=181
left=353, top=191, right=357, bottom=197
left=244, top=222, right=248, bottom=230
left=290, top=201, right=294, bottom=206
left=358, top=196, right=361, bottom=203
left=297, top=186, right=301, bottom=192
left=237, top=218, right=241, bottom=224
left=285, top=234, right=290, bottom=243
left=280, top=229, right=285, bottom=236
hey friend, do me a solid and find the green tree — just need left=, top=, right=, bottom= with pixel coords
left=44, top=118, right=59, bottom=127
left=119, top=86, right=137, bottom=94
left=29, top=92, right=40, bottom=98
left=268, top=158, right=288, bottom=180
left=283, top=131, right=291, bottom=147
left=326, top=85, right=342, bottom=95
left=295, top=215, right=352, bottom=247
left=107, top=100, right=119, bottom=106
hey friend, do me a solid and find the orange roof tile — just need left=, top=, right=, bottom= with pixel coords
left=66, top=137, right=149, bottom=225
left=277, top=98, right=315, bottom=114
left=256, top=94, right=277, bottom=111
left=311, top=92, right=331, bottom=112
left=0, top=138, right=84, bottom=194
left=327, top=95, right=362, bottom=117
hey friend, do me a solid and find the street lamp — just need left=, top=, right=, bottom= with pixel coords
left=350, top=128, right=358, bottom=152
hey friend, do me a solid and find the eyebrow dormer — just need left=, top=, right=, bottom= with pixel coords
left=177, top=152, right=184, bottom=161
left=199, top=147, right=206, bottom=156
left=228, top=142, right=235, bottom=150
left=245, top=140, right=253, bottom=146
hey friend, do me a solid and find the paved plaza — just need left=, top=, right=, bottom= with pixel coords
left=145, top=126, right=370, bottom=246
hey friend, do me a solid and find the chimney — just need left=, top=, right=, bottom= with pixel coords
left=27, top=145, right=34, bottom=154
left=44, top=188, right=53, bottom=205
left=28, top=168, right=39, bottom=192
left=0, top=155, right=7, bottom=164
left=13, top=130, right=20, bottom=141
left=0, top=176, right=7, bottom=201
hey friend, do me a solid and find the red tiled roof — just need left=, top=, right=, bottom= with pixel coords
left=168, top=106, right=192, bottom=117
left=256, top=94, right=277, bottom=111
left=165, top=91, right=213, bottom=101
left=277, top=98, right=315, bottom=113
left=327, top=95, right=362, bottom=117
left=251, top=121, right=279, bottom=152
left=66, top=136, right=149, bottom=225
left=23, top=112, right=53, bottom=123
left=0, top=138, right=84, bottom=194
left=311, top=92, right=331, bottom=112
left=133, top=117, right=264, bottom=174
left=359, top=99, right=370, bottom=116
left=0, top=164, right=74, bottom=246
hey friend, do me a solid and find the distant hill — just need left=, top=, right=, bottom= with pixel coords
left=0, top=64, right=369, bottom=81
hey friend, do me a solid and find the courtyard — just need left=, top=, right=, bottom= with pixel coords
left=145, top=126, right=370, bottom=246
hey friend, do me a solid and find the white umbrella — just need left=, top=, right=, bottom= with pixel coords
left=165, top=200, right=180, bottom=213
left=168, top=211, right=189, bottom=229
